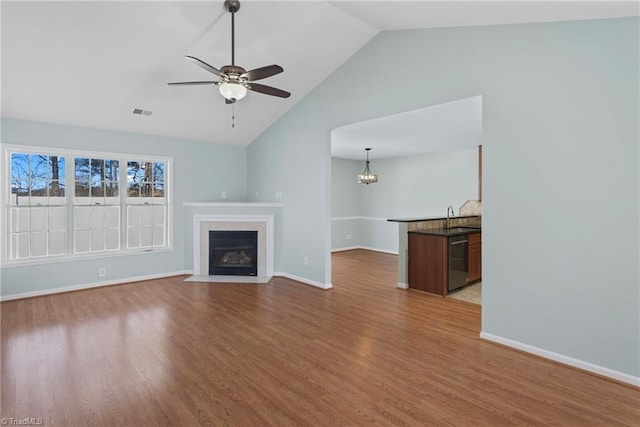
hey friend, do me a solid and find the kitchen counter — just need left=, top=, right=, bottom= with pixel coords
left=388, top=214, right=481, bottom=289
left=409, top=227, right=481, bottom=237
left=407, top=227, right=482, bottom=295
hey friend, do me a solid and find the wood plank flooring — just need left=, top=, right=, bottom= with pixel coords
left=2, top=249, right=639, bottom=426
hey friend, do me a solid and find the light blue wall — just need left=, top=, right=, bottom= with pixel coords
left=249, top=18, right=639, bottom=377
left=331, top=158, right=361, bottom=250
left=247, top=109, right=333, bottom=286
left=331, top=149, right=478, bottom=253
left=331, top=157, right=360, bottom=218
left=360, top=149, right=478, bottom=218
left=1, top=118, right=247, bottom=296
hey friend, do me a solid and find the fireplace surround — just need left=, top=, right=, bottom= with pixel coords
left=189, top=214, right=274, bottom=283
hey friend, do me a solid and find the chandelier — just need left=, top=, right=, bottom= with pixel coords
left=357, top=148, right=378, bottom=185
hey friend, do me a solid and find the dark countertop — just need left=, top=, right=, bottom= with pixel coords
left=409, top=227, right=481, bottom=237
left=388, top=215, right=480, bottom=223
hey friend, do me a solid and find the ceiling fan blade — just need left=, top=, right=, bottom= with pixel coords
left=167, top=81, right=218, bottom=86
left=241, top=65, right=284, bottom=82
left=247, top=83, right=291, bottom=98
left=225, top=98, right=236, bottom=104
left=185, top=56, right=224, bottom=77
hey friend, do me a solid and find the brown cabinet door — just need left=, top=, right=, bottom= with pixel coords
left=468, top=232, right=482, bottom=283
left=408, top=233, right=448, bottom=295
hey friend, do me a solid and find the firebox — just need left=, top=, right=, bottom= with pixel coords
left=209, top=230, right=258, bottom=276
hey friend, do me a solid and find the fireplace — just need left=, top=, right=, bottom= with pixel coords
left=209, top=230, right=258, bottom=276
left=189, top=214, right=274, bottom=282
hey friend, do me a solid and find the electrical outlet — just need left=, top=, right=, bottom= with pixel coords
left=346, top=234, right=352, bottom=240
left=255, top=192, right=260, bottom=199
left=417, top=222, right=424, bottom=229
left=303, top=256, right=309, bottom=266
left=221, top=191, right=227, bottom=199
left=275, top=191, right=282, bottom=200
left=98, top=267, right=106, bottom=277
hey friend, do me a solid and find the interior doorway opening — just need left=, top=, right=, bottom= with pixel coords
left=329, top=95, right=483, bottom=304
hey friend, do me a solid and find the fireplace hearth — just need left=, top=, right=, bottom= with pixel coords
left=209, top=230, right=258, bottom=276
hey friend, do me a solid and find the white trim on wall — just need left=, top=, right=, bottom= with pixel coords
left=332, top=246, right=398, bottom=255
left=0, top=270, right=192, bottom=301
left=480, top=331, right=640, bottom=388
left=331, top=246, right=361, bottom=252
left=274, top=272, right=332, bottom=290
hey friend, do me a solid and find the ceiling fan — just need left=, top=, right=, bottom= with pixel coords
left=168, top=0, right=290, bottom=104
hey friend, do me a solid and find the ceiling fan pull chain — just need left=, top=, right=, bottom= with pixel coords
left=232, top=103, right=235, bottom=128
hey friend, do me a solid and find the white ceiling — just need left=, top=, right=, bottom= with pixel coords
left=331, top=95, right=482, bottom=160
left=2, top=1, right=637, bottom=147
left=330, top=1, right=638, bottom=31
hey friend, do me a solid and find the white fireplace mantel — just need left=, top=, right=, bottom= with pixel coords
left=191, top=214, right=274, bottom=281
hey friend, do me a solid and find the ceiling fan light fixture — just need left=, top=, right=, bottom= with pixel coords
left=219, top=82, right=247, bottom=101
left=358, top=148, right=378, bottom=185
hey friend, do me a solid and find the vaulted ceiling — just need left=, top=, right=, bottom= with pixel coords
left=2, top=1, right=637, bottom=147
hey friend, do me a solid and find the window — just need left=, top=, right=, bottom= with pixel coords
left=9, top=154, right=67, bottom=259
left=73, top=157, right=121, bottom=254
left=3, top=145, right=171, bottom=263
left=126, top=161, right=166, bottom=249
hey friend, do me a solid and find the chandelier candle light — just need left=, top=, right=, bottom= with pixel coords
left=358, top=148, right=378, bottom=184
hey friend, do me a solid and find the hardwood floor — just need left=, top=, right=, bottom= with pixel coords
left=2, top=249, right=638, bottom=426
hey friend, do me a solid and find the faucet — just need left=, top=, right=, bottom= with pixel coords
left=446, top=206, right=455, bottom=229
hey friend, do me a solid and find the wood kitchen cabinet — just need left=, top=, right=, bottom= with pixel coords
left=408, top=232, right=448, bottom=296
left=468, top=232, right=482, bottom=283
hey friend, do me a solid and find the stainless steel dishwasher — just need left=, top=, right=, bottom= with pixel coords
left=448, top=235, right=469, bottom=292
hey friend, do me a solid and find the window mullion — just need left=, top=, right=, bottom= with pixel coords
left=67, top=155, right=74, bottom=256
left=121, top=157, right=127, bottom=251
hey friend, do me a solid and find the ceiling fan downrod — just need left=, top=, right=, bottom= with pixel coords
left=224, top=0, right=241, bottom=66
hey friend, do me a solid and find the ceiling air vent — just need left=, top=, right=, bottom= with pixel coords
left=132, top=108, right=153, bottom=116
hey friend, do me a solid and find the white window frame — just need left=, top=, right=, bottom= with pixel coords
left=1, top=143, right=173, bottom=267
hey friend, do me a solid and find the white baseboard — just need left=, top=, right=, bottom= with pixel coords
left=360, top=246, right=399, bottom=255
left=274, top=272, right=332, bottom=290
left=0, top=270, right=193, bottom=301
left=331, top=246, right=361, bottom=253
left=397, top=282, right=408, bottom=289
left=332, top=245, right=398, bottom=255
left=480, top=331, right=640, bottom=388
